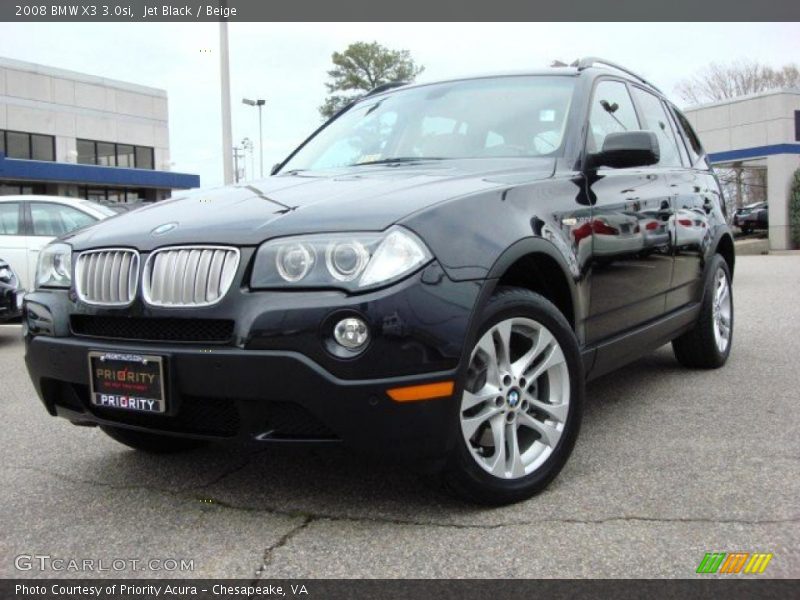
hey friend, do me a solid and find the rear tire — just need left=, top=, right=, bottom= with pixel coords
left=672, top=254, right=733, bottom=369
left=100, top=425, right=207, bottom=453
left=441, top=287, right=583, bottom=505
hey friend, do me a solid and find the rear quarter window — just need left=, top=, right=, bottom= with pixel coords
left=672, top=107, right=706, bottom=166
left=0, top=202, right=21, bottom=235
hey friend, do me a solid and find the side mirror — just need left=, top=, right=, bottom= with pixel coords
left=588, top=131, right=660, bottom=169
left=270, top=163, right=282, bottom=176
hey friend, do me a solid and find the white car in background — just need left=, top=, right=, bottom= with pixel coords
left=0, top=195, right=116, bottom=291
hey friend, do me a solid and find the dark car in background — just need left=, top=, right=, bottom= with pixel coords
left=733, top=201, right=766, bottom=231
left=740, top=203, right=768, bottom=235
left=0, top=259, right=22, bottom=322
left=22, top=58, right=735, bottom=504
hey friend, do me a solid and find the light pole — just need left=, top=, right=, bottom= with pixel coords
left=242, top=98, right=266, bottom=178
left=219, top=20, right=234, bottom=184
left=241, top=137, right=254, bottom=181
left=232, top=145, right=245, bottom=183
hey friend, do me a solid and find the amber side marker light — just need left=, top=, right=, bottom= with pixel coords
left=386, top=381, right=455, bottom=402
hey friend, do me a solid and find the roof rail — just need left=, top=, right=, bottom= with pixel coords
left=576, top=57, right=663, bottom=94
left=365, top=81, right=408, bottom=97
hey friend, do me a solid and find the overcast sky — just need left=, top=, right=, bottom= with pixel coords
left=0, top=22, right=797, bottom=187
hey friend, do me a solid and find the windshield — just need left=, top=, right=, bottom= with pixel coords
left=78, top=200, right=117, bottom=217
left=281, top=76, right=575, bottom=172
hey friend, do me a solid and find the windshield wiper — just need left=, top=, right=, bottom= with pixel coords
left=350, top=157, right=446, bottom=167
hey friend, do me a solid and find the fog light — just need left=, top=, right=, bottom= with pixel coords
left=333, top=317, right=369, bottom=350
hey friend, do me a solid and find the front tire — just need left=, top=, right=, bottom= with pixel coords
left=100, top=425, right=207, bottom=454
left=442, top=287, right=584, bottom=505
left=672, top=254, right=733, bottom=369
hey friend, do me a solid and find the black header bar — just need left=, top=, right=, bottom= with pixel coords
left=1, top=0, right=799, bottom=22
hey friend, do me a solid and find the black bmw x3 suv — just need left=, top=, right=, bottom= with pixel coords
left=24, top=58, right=734, bottom=504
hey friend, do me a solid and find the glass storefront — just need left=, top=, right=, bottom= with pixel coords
left=0, top=182, right=47, bottom=195
left=78, top=186, right=154, bottom=203
left=76, top=139, right=155, bottom=170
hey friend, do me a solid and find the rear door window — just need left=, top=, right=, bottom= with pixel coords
left=30, top=202, right=97, bottom=237
left=630, top=87, right=683, bottom=168
left=0, top=202, right=21, bottom=235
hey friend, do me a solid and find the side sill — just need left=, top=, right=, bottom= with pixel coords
left=585, top=303, right=701, bottom=381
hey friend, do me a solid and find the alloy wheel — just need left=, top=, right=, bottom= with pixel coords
left=712, top=268, right=732, bottom=353
left=460, top=317, right=570, bottom=479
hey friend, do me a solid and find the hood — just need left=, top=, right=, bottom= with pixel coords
left=64, top=158, right=555, bottom=251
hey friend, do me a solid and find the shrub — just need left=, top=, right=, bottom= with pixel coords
left=791, top=168, right=800, bottom=248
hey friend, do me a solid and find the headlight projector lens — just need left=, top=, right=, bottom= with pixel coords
left=326, top=241, right=369, bottom=281
left=333, top=317, right=369, bottom=350
left=276, top=243, right=314, bottom=282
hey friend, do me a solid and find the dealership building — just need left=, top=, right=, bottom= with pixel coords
left=683, top=89, right=800, bottom=251
left=0, top=57, right=199, bottom=202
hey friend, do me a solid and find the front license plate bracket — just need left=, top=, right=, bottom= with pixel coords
left=88, top=351, right=167, bottom=414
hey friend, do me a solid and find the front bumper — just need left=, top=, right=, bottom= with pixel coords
left=24, top=264, right=483, bottom=460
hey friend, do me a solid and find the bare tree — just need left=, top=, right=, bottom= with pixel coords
left=716, top=165, right=768, bottom=220
left=675, top=60, right=800, bottom=105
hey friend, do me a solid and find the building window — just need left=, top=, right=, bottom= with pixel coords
left=76, top=139, right=155, bottom=170
left=795, top=110, right=800, bottom=142
left=6, top=132, right=31, bottom=159
left=117, top=144, right=135, bottom=168
left=0, top=130, right=55, bottom=161
left=0, top=182, right=46, bottom=196
left=96, top=142, right=116, bottom=167
left=78, top=186, right=150, bottom=203
left=77, top=139, right=96, bottom=165
left=31, top=134, right=55, bottom=161
left=135, top=146, right=154, bottom=170
left=84, top=188, right=107, bottom=202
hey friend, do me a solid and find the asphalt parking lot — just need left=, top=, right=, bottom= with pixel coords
left=1, top=254, right=798, bottom=579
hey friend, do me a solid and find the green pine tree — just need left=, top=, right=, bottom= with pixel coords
left=319, top=42, right=424, bottom=119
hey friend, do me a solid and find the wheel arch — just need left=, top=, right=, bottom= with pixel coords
left=714, top=231, right=735, bottom=278
left=485, top=238, right=581, bottom=334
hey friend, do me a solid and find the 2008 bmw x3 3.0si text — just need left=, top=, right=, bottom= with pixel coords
left=24, top=58, right=734, bottom=505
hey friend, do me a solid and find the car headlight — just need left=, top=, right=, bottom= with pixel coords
left=0, top=265, right=15, bottom=283
left=251, top=226, right=433, bottom=291
left=36, top=242, right=73, bottom=289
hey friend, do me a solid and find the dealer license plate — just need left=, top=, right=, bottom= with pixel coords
left=88, top=352, right=166, bottom=413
